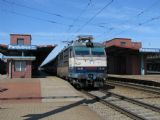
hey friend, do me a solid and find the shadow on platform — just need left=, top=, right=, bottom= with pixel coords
left=32, top=71, right=50, bottom=78
left=22, top=94, right=111, bottom=120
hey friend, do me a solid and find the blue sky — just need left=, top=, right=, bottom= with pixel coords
left=0, top=0, right=160, bottom=64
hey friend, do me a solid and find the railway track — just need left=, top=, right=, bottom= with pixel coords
left=106, top=80, right=160, bottom=95
left=82, top=90, right=160, bottom=120
left=105, top=81, right=160, bottom=108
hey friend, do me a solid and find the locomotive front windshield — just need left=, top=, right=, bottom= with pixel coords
left=75, top=46, right=90, bottom=55
left=74, top=46, right=105, bottom=56
left=91, top=47, right=105, bottom=55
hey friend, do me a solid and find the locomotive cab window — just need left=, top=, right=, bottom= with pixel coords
left=74, top=46, right=90, bottom=55
left=91, top=47, right=105, bottom=56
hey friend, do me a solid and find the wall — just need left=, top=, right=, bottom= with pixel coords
left=108, top=55, right=141, bottom=75
left=105, top=38, right=141, bottom=50
left=126, top=55, right=141, bottom=75
left=10, top=34, right=31, bottom=45
left=7, top=60, right=32, bottom=78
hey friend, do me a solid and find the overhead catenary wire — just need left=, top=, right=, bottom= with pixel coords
left=0, top=8, right=70, bottom=26
left=0, top=0, right=74, bottom=20
left=67, top=0, right=93, bottom=32
left=137, top=0, right=160, bottom=17
left=67, top=0, right=114, bottom=41
left=113, top=15, right=160, bottom=38
left=139, top=16, right=160, bottom=26
left=104, top=0, right=160, bottom=39
left=75, top=0, right=114, bottom=33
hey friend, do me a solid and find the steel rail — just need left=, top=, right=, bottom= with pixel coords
left=100, top=90, right=160, bottom=113
left=82, top=90, right=147, bottom=120
left=106, top=81, right=160, bottom=94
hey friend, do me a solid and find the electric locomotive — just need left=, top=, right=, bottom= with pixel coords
left=57, top=35, right=107, bottom=88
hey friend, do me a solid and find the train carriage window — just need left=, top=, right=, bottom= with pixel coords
left=75, top=47, right=90, bottom=55
left=91, top=47, right=105, bottom=55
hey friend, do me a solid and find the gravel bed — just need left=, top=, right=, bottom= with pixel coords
left=108, top=85, right=160, bottom=107
left=88, top=101, right=132, bottom=120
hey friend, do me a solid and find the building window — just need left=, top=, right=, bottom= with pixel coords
left=15, top=61, right=26, bottom=71
left=120, top=42, right=126, bottom=46
left=17, top=38, right=24, bottom=45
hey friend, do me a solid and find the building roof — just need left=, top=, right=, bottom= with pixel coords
left=104, top=38, right=131, bottom=43
left=104, top=38, right=141, bottom=50
left=10, top=34, right=31, bottom=36
left=0, top=44, right=56, bottom=69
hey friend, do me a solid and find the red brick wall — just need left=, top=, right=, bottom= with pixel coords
left=105, top=38, right=141, bottom=50
left=8, top=61, right=32, bottom=78
left=10, top=34, right=31, bottom=45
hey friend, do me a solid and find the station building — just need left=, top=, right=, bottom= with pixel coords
left=104, top=38, right=160, bottom=75
left=0, top=34, right=56, bottom=78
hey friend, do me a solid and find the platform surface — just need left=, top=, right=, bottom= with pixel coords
left=108, top=74, right=160, bottom=83
left=0, top=102, right=101, bottom=120
left=0, top=75, right=102, bottom=120
left=0, top=76, right=84, bottom=103
left=40, top=76, right=84, bottom=102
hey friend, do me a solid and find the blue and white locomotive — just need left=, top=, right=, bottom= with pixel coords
left=57, top=35, right=107, bottom=88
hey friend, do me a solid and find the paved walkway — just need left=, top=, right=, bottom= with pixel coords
left=40, top=76, right=84, bottom=102
left=0, top=102, right=102, bottom=120
left=0, top=75, right=102, bottom=120
left=0, top=79, right=41, bottom=103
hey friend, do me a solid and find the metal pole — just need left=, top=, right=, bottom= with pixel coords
left=141, top=54, right=145, bottom=75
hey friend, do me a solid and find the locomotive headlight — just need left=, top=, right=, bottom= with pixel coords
left=77, top=67, right=83, bottom=70
left=99, top=67, right=105, bottom=70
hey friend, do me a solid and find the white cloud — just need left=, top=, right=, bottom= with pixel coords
left=0, top=32, right=8, bottom=36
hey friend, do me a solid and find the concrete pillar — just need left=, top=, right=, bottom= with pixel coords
left=141, top=54, right=145, bottom=75
left=9, top=60, right=12, bottom=78
left=22, top=51, right=24, bottom=56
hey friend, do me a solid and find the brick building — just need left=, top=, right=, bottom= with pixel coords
left=104, top=38, right=142, bottom=75
left=0, top=34, right=55, bottom=78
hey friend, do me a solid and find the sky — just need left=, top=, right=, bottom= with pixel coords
left=0, top=0, right=160, bottom=65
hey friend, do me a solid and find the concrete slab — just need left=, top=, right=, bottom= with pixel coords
left=0, top=75, right=102, bottom=120
left=0, top=101, right=102, bottom=120
left=0, top=79, right=41, bottom=103
left=40, top=76, right=84, bottom=102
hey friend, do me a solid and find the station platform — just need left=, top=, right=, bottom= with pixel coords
left=0, top=75, right=84, bottom=103
left=108, top=74, right=160, bottom=84
left=0, top=75, right=102, bottom=120
left=0, top=102, right=101, bottom=120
